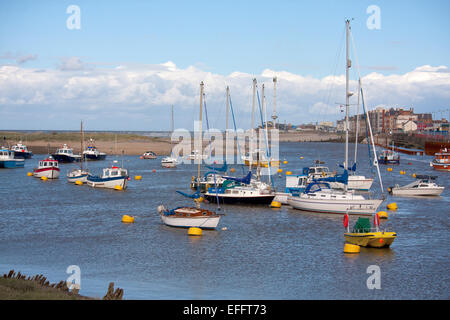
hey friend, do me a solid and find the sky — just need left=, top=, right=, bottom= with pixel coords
left=0, top=0, right=449, bottom=131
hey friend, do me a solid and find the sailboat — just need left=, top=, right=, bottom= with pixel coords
left=158, top=82, right=222, bottom=229
left=161, top=105, right=178, bottom=168
left=203, top=81, right=275, bottom=205
left=288, top=19, right=384, bottom=216
left=67, top=121, right=90, bottom=183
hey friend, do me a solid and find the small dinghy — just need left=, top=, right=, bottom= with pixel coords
left=388, top=175, right=444, bottom=196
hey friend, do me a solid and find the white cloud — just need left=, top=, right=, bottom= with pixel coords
left=0, top=62, right=449, bottom=130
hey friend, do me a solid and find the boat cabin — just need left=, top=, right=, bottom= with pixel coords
left=0, top=148, right=15, bottom=159
left=39, top=158, right=59, bottom=168
left=102, top=166, right=128, bottom=178
left=56, top=144, right=74, bottom=155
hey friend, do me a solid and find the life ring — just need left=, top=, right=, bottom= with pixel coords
left=374, top=213, right=380, bottom=227
left=343, top=213, right=349, bottom=228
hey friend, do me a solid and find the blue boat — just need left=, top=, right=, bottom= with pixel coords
left=0, top=148, right=25, bottom=168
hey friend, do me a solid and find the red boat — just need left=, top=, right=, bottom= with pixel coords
left=430, top=148, right=450, bottom=171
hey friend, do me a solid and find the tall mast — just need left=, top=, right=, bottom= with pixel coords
left=354, top=78, right=361, bottom=168
left=345, top=19, right=351, bottom=192
left=272, top=76, right=278, bottom=129
left=250, top=79, right=256, bottom=173
left=197, top=81, right=204, bottom=185
left=80, top=120, right=83, bottom=170
left=262, top=84, right=265, bottom=130
left=226, top=86, right=230, bottom=131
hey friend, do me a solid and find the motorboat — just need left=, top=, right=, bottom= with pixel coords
left=0, top=148, right=25, bottom=168
left=142, top=151, right=157, bottom=159
left=68, top=121, right=90, bottom=183
left=161, top=156, right=178, bottom=168
left=190, top=172, right=226, bottom=193
left=378, top=149, right=400, bottom=164
left=83, top=139, right=106, bottom=160
left=273, top=174, right=308, bottom=204
left=186, top=149, right=207, bottom=161
left=343, top=214, right=396, bottom=248
left=51, top=144, right=81, bottom=163
left=388, top=175, right=444, bottom=196
left=32, top=156, right=60, bottom=179
left=10, top=141, right=33, bottom=159
left=86, top=163, right=129, bottom=189
left=157, top=205, right=221, bottom=229
left=430, top=148, right=450, bottom=171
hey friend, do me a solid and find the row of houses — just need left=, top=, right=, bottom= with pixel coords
left=336, top=107, right=449, bottom=134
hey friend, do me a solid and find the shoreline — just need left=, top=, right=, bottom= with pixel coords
left=1, top=130, right=342, bottom=156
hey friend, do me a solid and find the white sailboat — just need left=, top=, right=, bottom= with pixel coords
left=288, top=19, right=384, bottom=216
left=161, top=105, right=178, bottom=168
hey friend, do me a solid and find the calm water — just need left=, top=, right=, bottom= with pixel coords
left=0, top=142, right=448, bottom=299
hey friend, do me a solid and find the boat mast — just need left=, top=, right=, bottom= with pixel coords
left=272, top=76, right=278, bottom=129
left=353, top=78, right=361, bottom=170
left=197, top=82, right=204, bottom=186
left=345, top=19, right=351, bottom=192
left=80, top=120, right=83, bottom=171
left=226, top=86, right=230, bottom=132
left=250, top=79, right=256, bottom=173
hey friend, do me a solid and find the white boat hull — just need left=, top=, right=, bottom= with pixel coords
left=391, top=187, right=444, bottom=196
left=274, top=192, right=289, bottom=205
left=33, top=168, right=60, bottom=179
left=67, top=170, right=89, bottom=183
left=160, top=214, right=220, bottom=229
left=287, top=196, right=383, bottom=216
left=86, top=177, right=128, bottom=189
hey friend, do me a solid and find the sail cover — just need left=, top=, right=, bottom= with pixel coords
left=222, top=171, right=252, bottom=185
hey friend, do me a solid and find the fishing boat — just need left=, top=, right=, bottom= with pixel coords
left=303, top=162, right=334, bottom=180
left=273, top=174, right=308, bottom=204
left=158, top=82, right=222, bottom=229
left=86, top=162, right=129, bottom=189
left=142, top=151, right=157, bottom=159
left=10, top=141, right=33, bottom=159
left=378, top=149, right=400, bottom=164
left=429, top=148, right=450, bottom=171
left=32, top=156, right=60, bottom=179
left=288, top=20, right=385, bottom=216
left=343, top=213, right=396, bottom=248
left=388, top=175, right=444, bottom=196
left=68, top=121, right=90, bottom=183
left=0, top=148, right=25, bottom=168
left=186, top=149, right=207, bottom=161
left=161, top=156, right=178, bottom=168
left=51, top=144, right=81, bottom=163
left=157, top=205, right=221, bottom=229
left=83, top=139, right=106, bottom=160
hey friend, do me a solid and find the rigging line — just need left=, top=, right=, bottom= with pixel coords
left=203, top=93, right=221, bottom=209
left=228, top=93, right=246, bottom=175
left=324, top=25, right=346, bottom=119
left=256, top=89, right=274, bottom=190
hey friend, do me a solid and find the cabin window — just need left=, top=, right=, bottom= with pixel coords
left=44, top=162, right=48, bottom=166
left=111, top=171, right=118, bottom=176
left=39, top=161, right=43, bottom=166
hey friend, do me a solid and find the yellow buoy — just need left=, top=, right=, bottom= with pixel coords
left=134, top=175, right=142, bottom=180
left=230, top=168, right=236, bottom=173
left=277, top=168, right=283, bottom=173
left=377, top=211, right=388, bottom=219
left=283, top=160, right=288, bottom=164
left=387, top=167, right=393, bottom=172
left=387, top=202, right=398, bottom=210
left=41, top=176, right=48, bottom=181
left=300, top=156, right=304, bottom=159
left=122, top=215, right=135, bottom=223
left=344, top=243, right=360, bottom=254
left=286, top=171, right=292, bottom=175
left=27, top=172, right=33, bottom=176
left=400, top=170, right=405, bottom=175
left=271, top=201, right=281, bottom=208
left=188, top=227, right=202, bottom=236
left=412, top=173, right=416, bottom=178
left=75, top=180, right=83, bottom=186
left=114, top=185, right=123, bottom=191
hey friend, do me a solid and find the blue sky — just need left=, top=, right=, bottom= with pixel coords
left=0, top=0, right=449, bottom=130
